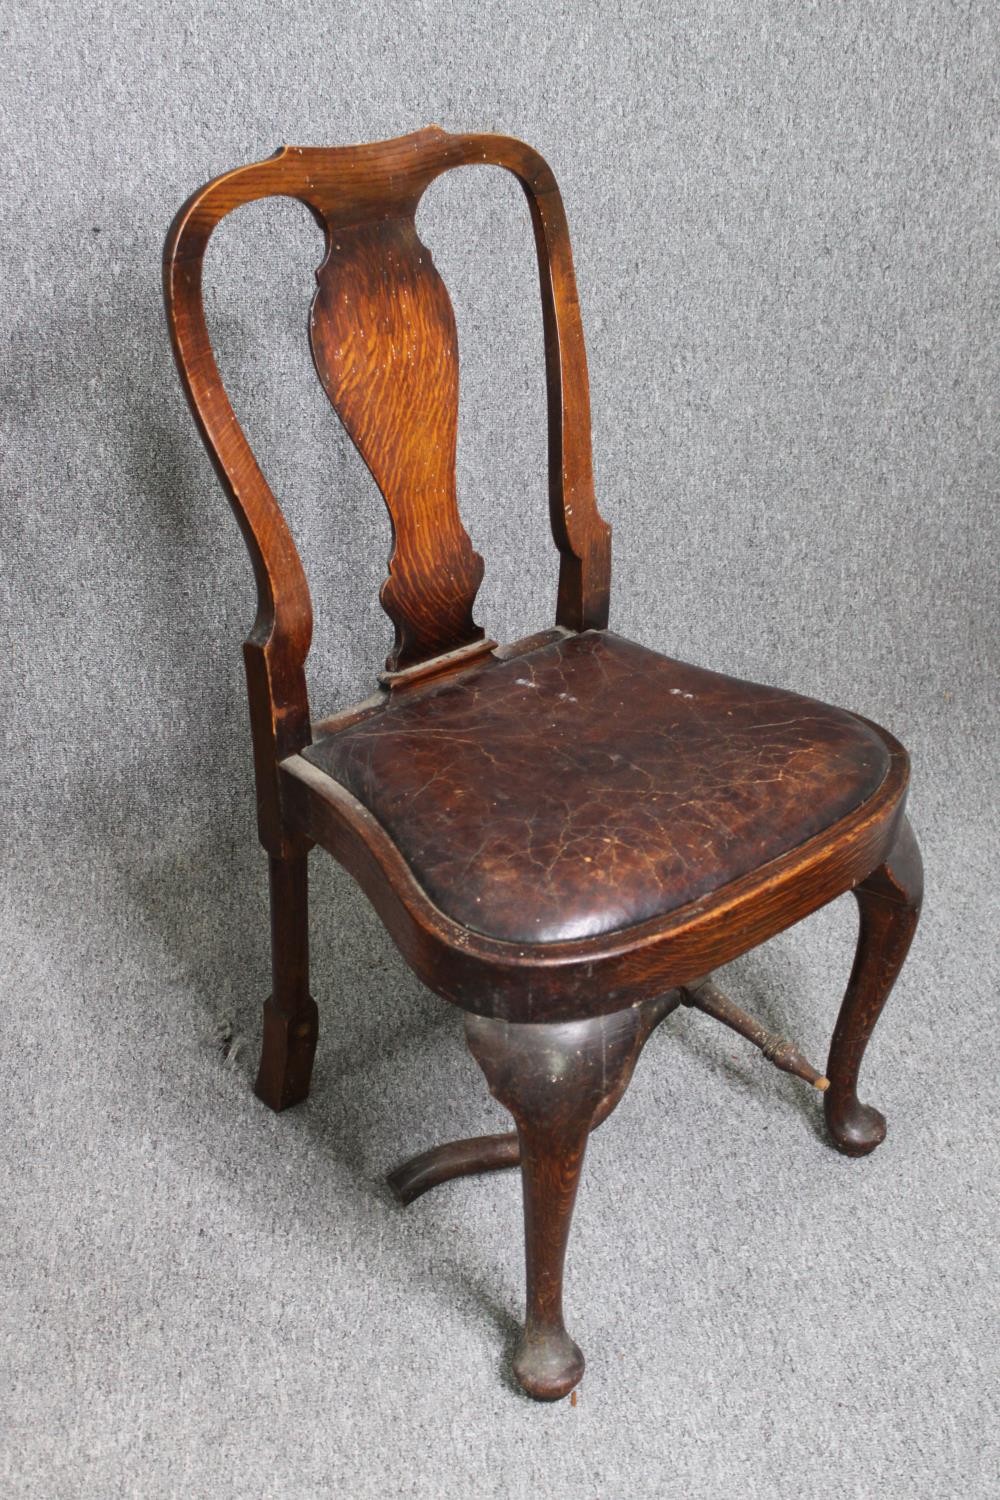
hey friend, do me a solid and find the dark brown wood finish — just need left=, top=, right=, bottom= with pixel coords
left=387, top=1131, right=523, bottom=1207
left=466, top=994, right=676, bottom=1400
left=679, top=976, right=829, bottom=1090
left=254, top=853, right=318, bottom=1111
left=825, top=815, right=923, bottom=1155
left=390, top=989, right=684, bottom=1208
left=163, top=128, right=923, bottom=1402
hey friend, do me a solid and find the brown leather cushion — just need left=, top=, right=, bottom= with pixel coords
left=303, top=631, right=891, bottom=944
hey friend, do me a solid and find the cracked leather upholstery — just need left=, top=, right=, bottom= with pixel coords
left=302, top=631, right=891, bottom=944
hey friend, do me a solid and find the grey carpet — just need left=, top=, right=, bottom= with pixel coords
left=1, top=2, right=998, bottom=1496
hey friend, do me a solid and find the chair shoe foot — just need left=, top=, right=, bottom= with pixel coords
left=826, top=1097, right=887, bottom=1157
left=254, top=996, right=318, bottom=1112
left=513, top=1327, right=585, bottom=1401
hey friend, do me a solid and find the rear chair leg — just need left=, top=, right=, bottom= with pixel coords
left=254, top=852, right=318, bottom=1112
left=465, top=997, right=670, bottom=1401
left=825, top=816, right=923, bottom=1156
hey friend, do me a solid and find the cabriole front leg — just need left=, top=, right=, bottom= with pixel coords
left=254, top=852, right=318, bottom=1112
left=465, top=997, right=669, bottom=1401
left=825, top=816, right=923, bottom=1156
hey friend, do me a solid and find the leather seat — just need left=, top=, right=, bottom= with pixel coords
left=303, top=630, right=891, bottom=945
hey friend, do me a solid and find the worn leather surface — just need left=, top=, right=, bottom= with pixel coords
left=303, top=631, right=891, bottom=944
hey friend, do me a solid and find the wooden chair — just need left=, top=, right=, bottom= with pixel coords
left=163, top=127, right=922, bottom=1402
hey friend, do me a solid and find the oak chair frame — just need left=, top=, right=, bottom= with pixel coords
left=164, top=127, right=922, bottom=1402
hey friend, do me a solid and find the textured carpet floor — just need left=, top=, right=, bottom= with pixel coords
left=3, top=745, right=998, bottom=1499
left=2, top=1, right=998, bottom=1495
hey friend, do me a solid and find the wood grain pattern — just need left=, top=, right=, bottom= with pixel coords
left=466, top=995, right=674, bottom=1399
left=389, top=989, right=684, bottom=1205
left=163, top=131, right=924, bottom=1402
left=310, top=215, right=485, bottom=669
left=163, top=127, right=610, bottom=750
left=825, top=815, right=923, bottom=1154
left=679, top=976, right=829, bottom=1089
